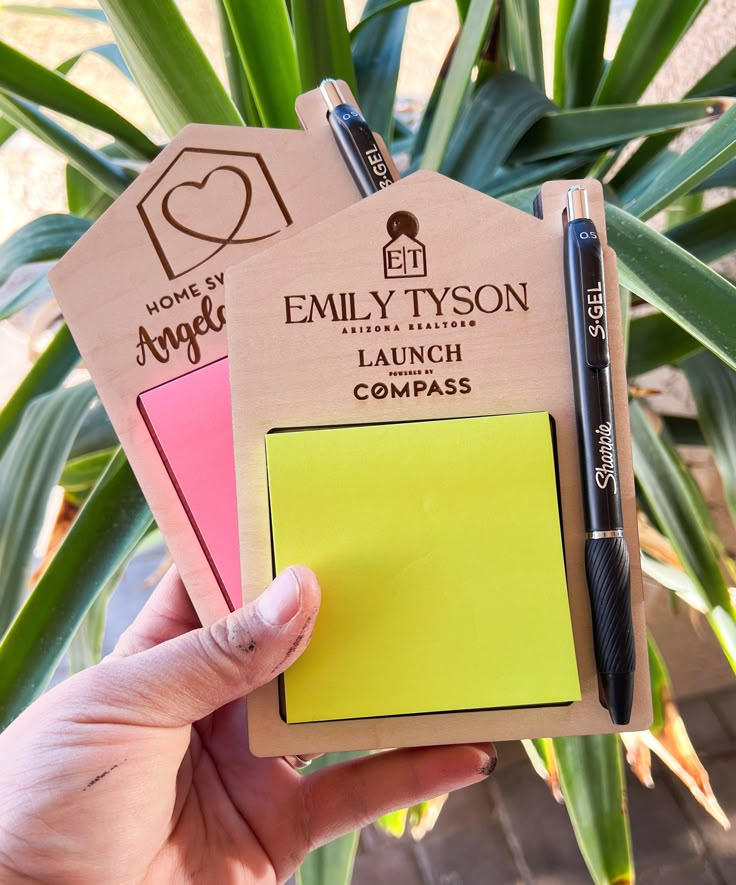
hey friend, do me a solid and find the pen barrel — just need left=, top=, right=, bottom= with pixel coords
left=565, top=214, right=636, bottom=723
left=585, top=536, right=636, bottom=678
left=564, top=220, right=624, bottom=533
left=577, top=371, right=624, bottom=530
left=328, top=103, right=394, bottom=196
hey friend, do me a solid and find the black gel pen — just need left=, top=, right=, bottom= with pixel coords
left=320, top=78, right=395, bottom=196
left=563, top=185, right=635, bottom=726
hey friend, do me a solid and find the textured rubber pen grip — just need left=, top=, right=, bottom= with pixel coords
left=584, top=536, right=635, bottom=675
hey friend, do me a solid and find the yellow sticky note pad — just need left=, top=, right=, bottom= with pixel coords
left=266, top=413, right=581, bottom=723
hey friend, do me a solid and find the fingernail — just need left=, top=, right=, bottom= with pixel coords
left=257, top=568, right=302, bottom=626
left=478, top=753, right=498, bottom=777
left=472, top=743, right=497, bottom=777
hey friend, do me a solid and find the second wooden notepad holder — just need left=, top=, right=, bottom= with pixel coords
left=226, top=172, right=651, bottom=756
left=48, top=83, right=395, bottom=626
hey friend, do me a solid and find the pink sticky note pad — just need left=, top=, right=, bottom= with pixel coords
left=137, top=357, right=241, bottom=609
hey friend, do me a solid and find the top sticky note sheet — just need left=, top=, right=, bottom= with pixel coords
left=265, top=412, right=581, bottom=724
left=138, top=357, right=241, bottom=609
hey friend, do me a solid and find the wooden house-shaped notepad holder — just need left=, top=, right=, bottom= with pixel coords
left=226, top=172, right=651, bottom=756
left=48, top=83, right=396, bottom=626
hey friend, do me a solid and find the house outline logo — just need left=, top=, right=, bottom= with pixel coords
left=382, top=210, right=427, bottom=279
left=137, top=147, right=293, bottom=280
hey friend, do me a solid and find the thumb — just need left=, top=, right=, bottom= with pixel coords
left=87, top=566, right=320, bottom=727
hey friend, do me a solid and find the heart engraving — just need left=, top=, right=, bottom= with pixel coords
left=161, top=165, right=279, bottom=246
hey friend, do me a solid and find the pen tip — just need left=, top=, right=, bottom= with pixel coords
left=600, top=673, right=634, bottom=726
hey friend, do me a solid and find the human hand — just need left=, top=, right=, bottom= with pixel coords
left=0, top=566, right=496, bottom=884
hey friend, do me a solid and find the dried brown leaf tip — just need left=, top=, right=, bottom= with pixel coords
left=625, top=690, right=730, bottom=830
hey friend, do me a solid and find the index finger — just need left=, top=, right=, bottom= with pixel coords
left=300, top=742, right=497, bottom=850
left=111, top=565, right=200, bottom=658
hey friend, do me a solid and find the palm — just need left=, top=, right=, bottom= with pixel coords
left=146, top=705, right=308, bottom=883
left=0, top=568, right=494, bottom=884
left=61, top=577, right=308, bottom=883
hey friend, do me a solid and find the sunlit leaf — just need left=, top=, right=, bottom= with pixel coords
left=630, top=400, right=736, bottom=669
left=512, top=98, right=730, bottom=164
left=640, top=552, right=707, bottom=614
left=221, top=0, right=299, bottom=129
left=625, top=104, right=736, bottom=220
left=682, top=351, right=736, bottom=525
left=523, top=737, right=563, bottom=802
left=0, top=449, right=152, bottom=728
left=560, top=0, right=609, bottom=108
left=410, top=32, right=456, bottom=163
left=60, top=448, right=117, bottom=501
left=408, top=795, right=448, bottom=840
left=0, top=381, right=96, bottom=635
left=375, top=807, right=408, bottom=838
left=0, top=323, right=80, bottom=458
left=353, top=0, right=409, bottom=142
left=292, top=0, right=356, bottom=93
left=0, top=40, right=157, bottom=159
left=443, top=72, right=552, bottom=188
left=553, top=734, right=634, bottom=885
left=100, top=0, right=242, bottom=135
left=420, top=0, right=498, bottom=171
left=594, top=0, right=708, bottom=105
left=627, top=313, right=701, bottom=377
left=552, top=0, right=574, bottom=106
left=0, top=94, right=132, bottom=197
left=606, top=203, right=736, bottom=372
left=501, top=0, right=544, bottom=89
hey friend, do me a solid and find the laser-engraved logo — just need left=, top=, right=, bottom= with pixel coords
left=137, top=148, right=292, bottom=279
left=383, top=210, right=427, bottom=279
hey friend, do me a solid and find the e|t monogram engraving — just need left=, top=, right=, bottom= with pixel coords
left=383, top=211, right=427, bottom=279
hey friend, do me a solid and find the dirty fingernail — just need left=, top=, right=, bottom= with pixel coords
left=472, top=743, right=498, bottom=776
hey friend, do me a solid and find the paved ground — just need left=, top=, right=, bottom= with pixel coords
left=350, top=687, right=736, bottom=884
